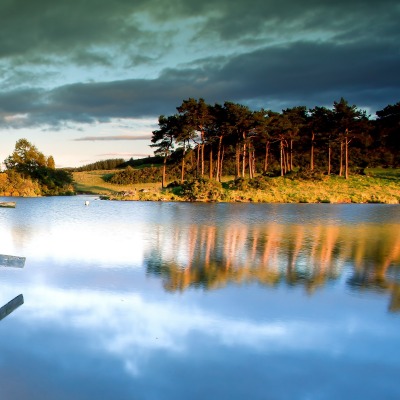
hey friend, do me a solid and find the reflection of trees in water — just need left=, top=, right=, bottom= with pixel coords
left=145, top=223, right=400, bottom=311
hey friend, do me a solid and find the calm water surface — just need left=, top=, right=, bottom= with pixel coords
left=0, top=197, right=399, bottom=400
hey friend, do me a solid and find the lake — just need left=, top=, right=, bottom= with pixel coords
left=0, top=196, right=399, bottom=400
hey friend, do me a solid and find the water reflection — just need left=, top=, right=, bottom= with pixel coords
left=145, top=223, right=400, bottom=310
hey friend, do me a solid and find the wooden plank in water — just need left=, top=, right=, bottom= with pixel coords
left=0, top=202, right=16, bottom=208
left=0, top=254, right=26, bottom=268
left=0, top=294, right=24, bottom=322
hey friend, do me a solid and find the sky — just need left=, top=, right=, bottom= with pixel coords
left=0, top=0, right=399, bottom=168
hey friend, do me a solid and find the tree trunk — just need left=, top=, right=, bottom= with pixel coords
left=235, top=144, right=240, bottom=179
left=209, top=146, right=213, bottom=180
left=310, top=132, right=315, bottom=171
left=248, top=147, right=253, bottom=179
left=196, top=145, right=200, bottom=178
left=264, top=141, right=270, bottom=173
left=162, top=155, right=167, bottom=188
left=242, top=142, right=246, bottom=178
left=280, top=140, right=284, bottom=176
left=216, top=136, right=223, bottom=182
left=290, top=139, right=293, bottom=171
left=201, top=143, right=205, bottom=177
left=220, top=146, right=225, bottom=181
left=339, top=140, right=344, bottom=177
left=328, top=140, right=331, bottom=175
left=345, top=132, right=349, bottom=180
left=181, top=140, right=186, bottom=183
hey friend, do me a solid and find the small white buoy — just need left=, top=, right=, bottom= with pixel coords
left=85, top=201, right=90, bottom=206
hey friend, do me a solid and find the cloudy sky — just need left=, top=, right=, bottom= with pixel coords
left=0, top=0, right=399, bottom=167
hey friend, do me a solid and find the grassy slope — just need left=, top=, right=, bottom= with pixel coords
left=73, top=168, right=400, bottom=204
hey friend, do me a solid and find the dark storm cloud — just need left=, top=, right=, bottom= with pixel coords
left=0, top=0, right=398, bottom=127
left=1, top=36, right=398, bottom=128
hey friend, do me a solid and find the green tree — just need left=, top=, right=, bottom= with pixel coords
left=308, top=106, right=334, bottom=173
left=151, top=115, right=176, bottom=188
left=333, top=98, right=369, bottom=179
left=375, top=102, right=400, bottom=166
left=177, top=98, right=212, bottom=177
left=5, top=138, right=73, bottom=195
left=5, top=138, right=47, bottom=176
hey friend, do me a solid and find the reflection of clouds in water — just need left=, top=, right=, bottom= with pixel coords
left=0, top=222, right=146, bottom=265
left=2, top=284, right=377, bottom=376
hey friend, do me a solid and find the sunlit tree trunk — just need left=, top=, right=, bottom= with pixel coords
left=310, top=131, right=315, bottom=171
left=264, top=141, right=270, bottom=173
left=196, top=145, right=200, bottom=178
left=162, top=155, right=167, bottom=188
left=242, top=142, right=246, bottom=178
left=328, top=140, right=331, bottom=175
left=220, top=146, right=225, bottom=181
left=216, top=136, right=223, bottom=182
left=209, top=147, right=213, bottom=180
left=345, top=130, right=350, bottom=180
left=339, top=140, right=344, bottom=177
left=181, top=140, right=186, bottom=183
left=201, top=143, right=205, bottom=177
left=289, top=139, right=293, bottom=171
left=235, top=144, right=241, bottom=179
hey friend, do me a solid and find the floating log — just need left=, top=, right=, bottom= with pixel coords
left=0, top=294, right=24, bottom=322
left=0, top=202, right=16, bottom=208
left=0, top=254, right=26, bottom=268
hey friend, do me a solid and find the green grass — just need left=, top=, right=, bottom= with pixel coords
left=73, top=169, right=400, bottom=204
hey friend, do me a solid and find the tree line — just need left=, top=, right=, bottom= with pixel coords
left=150, top=98, right=399, bottom=187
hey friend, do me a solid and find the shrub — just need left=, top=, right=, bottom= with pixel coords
left=181, top=178, right=224, bottom=201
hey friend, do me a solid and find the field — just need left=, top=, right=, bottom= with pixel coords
left=73, top=168, right=400, bottom=204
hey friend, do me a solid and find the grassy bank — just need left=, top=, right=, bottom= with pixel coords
left=73, top=168, right=400, bottom=204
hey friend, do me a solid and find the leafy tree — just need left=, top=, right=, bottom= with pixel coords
left=151, top=115, right=176, bottom=188
left=223, top=102, right=256, bottom=179
left=375, top=102, right=400, bottom=166
left=333, top=98, right=369, bottom=178
left=308, top=106, right=334, bottom=173
left=5, top=139, right=73, bottom=195
left=282, top=106, right=308, bottom=172
left=177, top=98, right=212, bottom=177
left=5, top=138, right=47, bottom=176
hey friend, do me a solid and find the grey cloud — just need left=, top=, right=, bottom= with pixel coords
left=0, top=37, right=399, bottom=129
left=1, top=0, right=398, bottom=63
left=0, top=0, right=398, bottom=129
